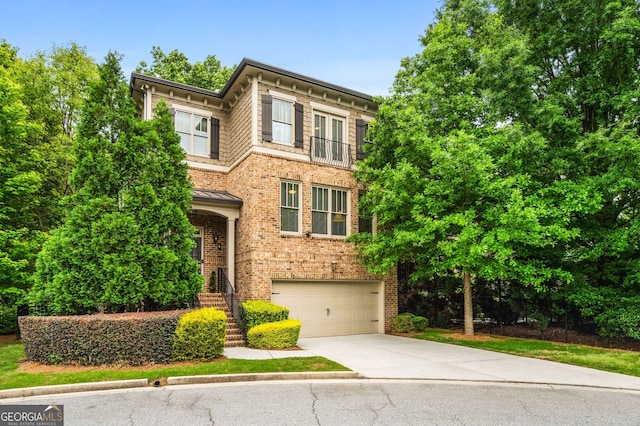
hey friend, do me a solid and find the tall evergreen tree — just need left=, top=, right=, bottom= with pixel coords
left=30, top=52, right=202, bottom=315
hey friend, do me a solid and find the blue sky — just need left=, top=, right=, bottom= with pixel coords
left=3, top=0, right=443, bottom=96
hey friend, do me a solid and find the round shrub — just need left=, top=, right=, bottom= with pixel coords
left=172, top=308, right=226, bottom=361
left=239, top=300, right=289, bottom=333
left=246, top=319, right=301, bottom=349
left=391, top=313, right=415, bottom=333
left=411, top=315, right=428, bottom=332
left=392, top=313, right=428, bottom=333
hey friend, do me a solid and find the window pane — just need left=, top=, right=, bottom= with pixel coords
left=194, top=115, right=208, bottom=135
left=179, top=133, right=190, bottom=152
left=273, top=99, right=292, bottom=123
left=332, top=119, right=344, bottom=161
left=332, top=118, right=343, bottom=143
left=314, top=114, right=326, bottom=138
left=176, top=112, right=190, bottom=132
left=332, top=214, right=347, bottom=236
left=281, top=208, right=298, bottom=232
left=312, top=211, right=327, bottom=234
left=331, top=189, right=348, bottom=236
left=312, top=187, right=328, bottom=210
left=193, top=135, right=208, bottom=156
left=273, top=122, right=291, bottom=144
left=281, top=182, right=299, bottom=232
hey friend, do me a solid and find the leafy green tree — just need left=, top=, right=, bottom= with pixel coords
left=29, top=52, right=202, bottom=315
left=0, top=42, right=48, bottom=321
left=495, top=0, right=640, bottom=338
left=351, top=0, right=578, bottom=335
left=11, top=43, right=98, bottom=229
left=136, top=46, right=234, bottom=90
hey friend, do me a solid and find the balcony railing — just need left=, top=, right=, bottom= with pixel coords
left=310, top=137, right=352, bottom=167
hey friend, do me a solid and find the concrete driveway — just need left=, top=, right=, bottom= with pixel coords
left=296, top=334, right=640, bottom=391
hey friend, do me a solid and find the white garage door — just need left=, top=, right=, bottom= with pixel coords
left=271, top=281, right=382, bottom=338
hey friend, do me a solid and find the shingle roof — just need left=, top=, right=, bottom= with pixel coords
left=192, top=188, right=243, bottom=205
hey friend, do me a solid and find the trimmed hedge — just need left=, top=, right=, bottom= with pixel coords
left=172, top=308, right=226, bottom=361
left=19, top=311, right=184, bottom=366
left=247, top=319, right=301, bottom=349
left=392, top=313, right=429, bottom=333
left=239, top=300, right=289, bottom=334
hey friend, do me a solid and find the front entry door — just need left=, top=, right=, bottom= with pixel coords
left=190, top=227, right=204, bottom=274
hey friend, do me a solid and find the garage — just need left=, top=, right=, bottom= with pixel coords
left=271, top=280, right=383, bottom=338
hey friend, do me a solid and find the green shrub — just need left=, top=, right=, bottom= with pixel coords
left=392, top=313, right=415, bottom=333
left=392, top=313, right=428, bottom=333
left=172, top=308, right=226, bottom=361
left=239, top=300, right=289, bottom=334
left=411, top=315, right=429, bottom=332
left=19, top=310, right=184, bottom=365
left=247, top=319, right=301, bottom=349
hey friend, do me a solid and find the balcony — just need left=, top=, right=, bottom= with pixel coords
left=310, top=136, right=352, bottom=167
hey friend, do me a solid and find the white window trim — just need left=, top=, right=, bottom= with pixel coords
left=310, top=101, right=350, bottom=117
left=172, top=104, right=213, bottom=158
left=310, top=185, right=350, bottom=239
left=280, top=180, right=302, bottom=236
left=172, top=104, right=214, bottom=116
left=269, top=90, right=297, bottom=146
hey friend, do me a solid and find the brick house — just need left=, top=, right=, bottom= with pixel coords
left=130, top=58, right=397, bottom=338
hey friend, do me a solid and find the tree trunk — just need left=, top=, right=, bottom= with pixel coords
left=463, top=270, right=474, bottom=336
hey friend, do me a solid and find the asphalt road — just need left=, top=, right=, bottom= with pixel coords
left=5, top=379, right=639, bottom=425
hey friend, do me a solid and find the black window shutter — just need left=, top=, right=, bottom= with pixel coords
left=294, top=102, right=304, bottom=148
left=210, top=117, right=220, bottom=159
left=356, top=119, right=366, bottom=160
left=262, top=94, right=273, bottom=142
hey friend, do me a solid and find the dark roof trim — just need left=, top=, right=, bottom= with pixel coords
left=221, top=58, right=374, bottom=101
left=192, top=189, right=243, bottom=206
left=130, top=58, right=374, bottom=102
left=130, top=73, right=222, bottom=98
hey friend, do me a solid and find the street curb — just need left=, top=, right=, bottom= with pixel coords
left=0, top=379, right=149, bottom=399
left=166, top=371, right=359, bottom=386
left=0, top=372, right=360, bottom=400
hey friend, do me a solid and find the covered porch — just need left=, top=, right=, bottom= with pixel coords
left=188, top=188, right=242, bottom=292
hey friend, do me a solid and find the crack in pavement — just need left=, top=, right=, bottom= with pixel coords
left=309, top=383, right=321, bottom=426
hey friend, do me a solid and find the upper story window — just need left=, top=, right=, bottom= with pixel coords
left=313, top=112, right=346, bottom=164
left=312, top=185, right=349, bottom=237
left=176, top=111, right=208, bottom=156
left=281, top=181, right=301, bottom=234
left=262, top=91, right=304, bottom=148
left=310, top=102, right=350, bottom=167
left=172, top=105, right=220, bottom=159
left=273, top=98, right=293, bottom=144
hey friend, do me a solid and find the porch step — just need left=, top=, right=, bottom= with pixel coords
left=198, top=292, right=244, bottom=348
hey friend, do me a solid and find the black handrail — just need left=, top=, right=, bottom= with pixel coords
left=310, top=136, right=352, bottom=167
left=218, top=268, right=243, bottom=330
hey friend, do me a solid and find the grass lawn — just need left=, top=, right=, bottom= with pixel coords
left=415, top=329, right=640, bottom=378
left=0, top=342, right=348, bottom=391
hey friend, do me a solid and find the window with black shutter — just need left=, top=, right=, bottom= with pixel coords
left=356, top=119, right=368, bottom=160
left=262, top=94, right=273, bottom=142
left=210, top=117, right=220, bottom=160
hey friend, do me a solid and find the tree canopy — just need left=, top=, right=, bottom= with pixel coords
left=136, top=46, right=234, bottom=91
left=353, top=0, right=640, bottom=337
left=29, top=52, right=202, bottom=315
